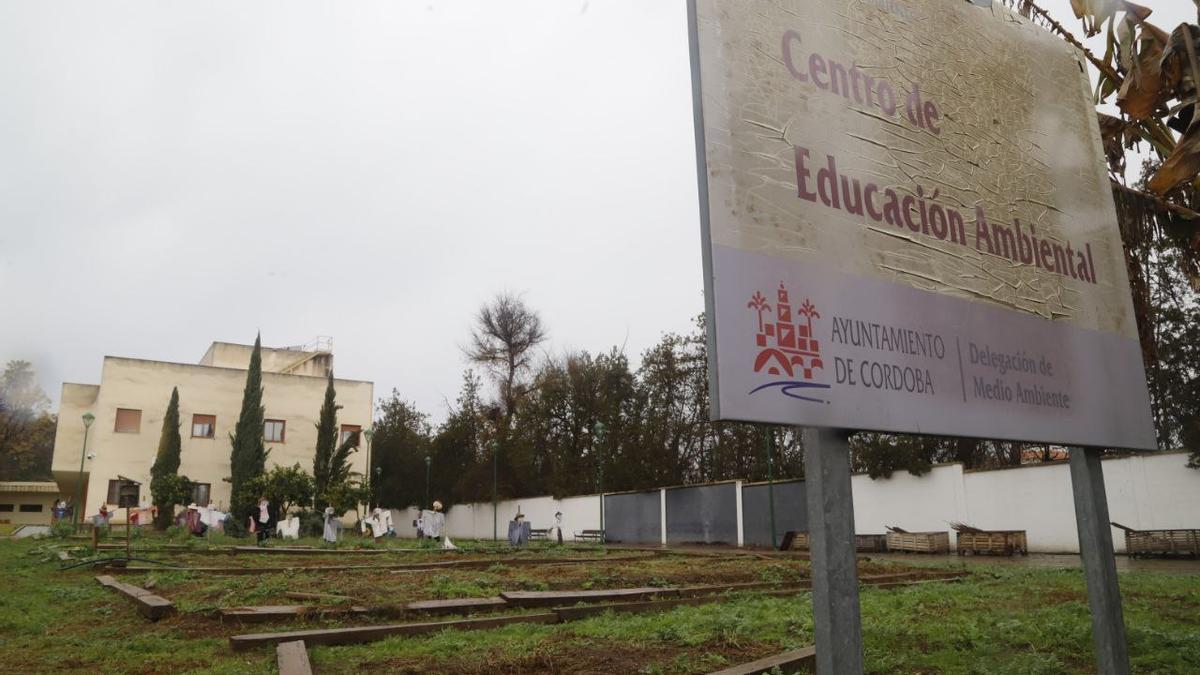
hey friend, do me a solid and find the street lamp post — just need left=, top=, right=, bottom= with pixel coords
left=490, top=440, right=499, bottom=541
left=363, top=428, right=375, bottom=508
left=593, top=421, right=607, bottom=543
left=424, top=455, right=431, bottom=511
left=74, top=412, right=95, bottom=529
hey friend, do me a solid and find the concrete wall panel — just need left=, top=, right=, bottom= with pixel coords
left=604, top=490, right=661, bottom=544
left=665, top=483, right=738, bottom=545
left=741, top=480, right=806, bottom=548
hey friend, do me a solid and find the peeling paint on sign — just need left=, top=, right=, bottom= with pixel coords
left=690, top=0, right=1155, bottom=449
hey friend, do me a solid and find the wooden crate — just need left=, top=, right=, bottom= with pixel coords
left=1124, top=529, right=1200, bottom=558
left=781, top=531, right=887, bottom=553
left=784, top=532, right=810, bottom=550
left=855, top=534, right=889, bottom=553
left=886, top=531, right=949, bottom=554
left=956, top=530, right=1027, bottom=556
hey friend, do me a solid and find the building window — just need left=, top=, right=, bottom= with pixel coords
left=106, top=480, right=121, bottom=504
left=264, top=419, right=286, bottom=443
left=192, top=414, right=216, bottom=439
left=191, top=483, right=211, bottom=507
left=340, top=424, right=362, bottom=447
left=19, top=504, right=43, bottom=513
left=0, top=504, right=12, bottom=512
left=114, top=408, right=142, bottom=433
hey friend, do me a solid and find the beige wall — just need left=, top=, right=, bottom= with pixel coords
left=0, top=490, right=58, bottom=526
left=51, top=356, right=372, bottom=519
left=51, top=383, right=101, bottom=507
left=199, top=342, right=332, bottom=378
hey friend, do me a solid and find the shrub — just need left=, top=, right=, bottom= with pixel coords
left=324, top=479, right=368, bottom=515
left=298, top=510, right=324, bottom=538
left=50, top=520, right=76, bottom=539
left=223, top=515, right=248, bottom=538
left=245, top=464, right=315, bottom=516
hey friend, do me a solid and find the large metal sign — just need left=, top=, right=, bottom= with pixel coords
left=689, top=0, right=1156, bottom=449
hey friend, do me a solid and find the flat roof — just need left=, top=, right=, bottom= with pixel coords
left=101, top=355, right=372, bottom=386
left=206, top=340, right=318, bottom=353
left=0, top=482, right=60, bottom=494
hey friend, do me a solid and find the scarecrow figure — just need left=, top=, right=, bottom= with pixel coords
left=507, top=510, right=530, bottom=547
left=322, top=506, right=340, bottom=543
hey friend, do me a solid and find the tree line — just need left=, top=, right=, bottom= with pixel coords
left=0, top=360, right=55, bottom=482
left=369, top=306, right=799, bottom=510
left=369, top=280, right=1200, bottom=511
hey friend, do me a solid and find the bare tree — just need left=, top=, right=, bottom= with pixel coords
left=465, top=292, right=547, bottom=433
left=463, top=293, right=546, bottom=498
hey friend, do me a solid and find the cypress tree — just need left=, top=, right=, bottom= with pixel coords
left=229, top=334, right=267, bottom=521
left=309, top=369, right=355, bottom=506
left=312, top=371, right=341, bottom=509
left=150, top=387, right=184, bottom=529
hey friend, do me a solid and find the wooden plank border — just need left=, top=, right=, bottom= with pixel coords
left=404, top=597, right=509, bottom=615
left=276, top=640, right=313, bottom=675
left=107, top=554, right=650, bottom=576
left=95, top=575, right=176, bottom=621
left=221, top=605, right=372, bottom=623
left=500, top=587, right=679, bottom=608
left=554, top=574, right=967, bottom=620
left=230, top=612, right=559, bottom=651
left=227, top=573, right=966, bottom=651
left=706, top=646, right=817, bottom=674
left=285, top=592, right=356, bottom=603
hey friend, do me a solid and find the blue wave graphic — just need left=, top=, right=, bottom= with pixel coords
left=748, top=380, right=832, bottom=403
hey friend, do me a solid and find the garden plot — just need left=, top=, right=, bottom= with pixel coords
left=40, top=538, right=950, bottom=673
left=11, top=535, right=1197, bottom=673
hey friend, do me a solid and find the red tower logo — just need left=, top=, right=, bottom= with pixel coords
left=747, top=283, right=823, bottom=380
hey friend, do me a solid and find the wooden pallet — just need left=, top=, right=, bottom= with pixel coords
left=956, top=530, right=1027, bottom=556
left=781, top=532, right=887, bottom=553
left=854, top=534, right=889, bottom=553
left=780, top=532, right=809, bottom=550
left=885, top=531, right=949, bottom=554
left=1113, top=523, right=1200, bottom=558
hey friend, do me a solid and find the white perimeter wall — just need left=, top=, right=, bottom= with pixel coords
left=962, top=452, right=1200, bottom=553
left=389, top=452, right=1199, bottom=553
left=854, top=452, right=1200, bottom=553
left=850, top=462, right=968, bottom=538
left=389, top=493, right=601, bottom=541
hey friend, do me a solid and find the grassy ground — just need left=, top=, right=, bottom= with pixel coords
left=0, top=535, right=1196, bottom=674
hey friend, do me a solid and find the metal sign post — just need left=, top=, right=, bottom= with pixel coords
left=803, top=427, right=863, bottom=674
left=1069, top=447, right=1131, bottom=674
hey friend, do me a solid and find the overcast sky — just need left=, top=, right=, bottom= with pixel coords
left=0, top=1, right=1192, bottom=424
